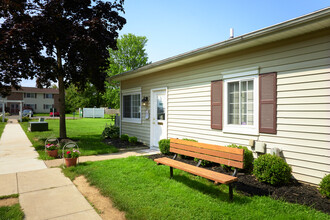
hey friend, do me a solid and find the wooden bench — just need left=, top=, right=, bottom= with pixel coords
left=154, top=138, right=244, bottom=200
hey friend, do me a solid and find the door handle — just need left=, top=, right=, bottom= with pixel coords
left=158, top=122, right=163, bottom=125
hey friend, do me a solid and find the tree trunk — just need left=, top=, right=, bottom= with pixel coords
left=58, top=75, right=66, bottom=138
left=57, top=47, right=67, bottom=139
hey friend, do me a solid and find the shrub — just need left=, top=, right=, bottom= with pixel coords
left=101, top=125, right=119, bottom=139
left=129, top=136, right=138, bottom=144
left=159, top=139, right=170, bottom=155
left=21, top=116, right=30, bottom=122
left=253, top=154, right=292, bottom=186
left=222, top=144, right=254, bottom=173
left=319, top=174, right=330, bottom=198
left=182, top=138, right=198, bottom=142
left=120, top=134, right=129, bottom=141
left=0, top=117, right=8, bottom=122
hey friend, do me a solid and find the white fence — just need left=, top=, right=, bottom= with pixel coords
left=83, top=108, right=104, bottom=118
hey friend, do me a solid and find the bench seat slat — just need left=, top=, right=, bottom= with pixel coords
left=171, top=138, right=243, bottom=155
left=155, top=157, right=238, bottom=184
left=171, top=148, right=244, bottom=169
left=171, top=143, right=243, bottom=162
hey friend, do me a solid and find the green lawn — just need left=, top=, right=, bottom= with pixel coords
left=20, top=118, right=118, bottom=160
left=0, top=122, right=6, bottom=138
left=34, top=113, right=78, bottom=117
left=0, top=204, right=24, bottom=220
left=63, top=156, right=329, bottom=220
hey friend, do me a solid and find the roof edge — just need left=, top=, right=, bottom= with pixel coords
left=110, top=7, right=330, bottom=81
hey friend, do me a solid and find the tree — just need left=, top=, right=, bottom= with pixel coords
left=0, top=0, right=126, bottom=138
left=104, top=33, right=150, bottom=108
left=65, top=83, right=105, bottom=112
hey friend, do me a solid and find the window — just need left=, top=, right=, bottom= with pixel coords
left=25, top=104, right=37, bottom=110
left=122, top=88, right=141, bottom=123
left=24, top=93, right=36, bottom=98
left=222, top=67, right=259, bottom=135
left=211, top=68, right=277, bottom=135
left=44, top=104, right=53, bottom=109
left=227, top=80, right=254, bottom=125
left=44, top=94, right=53, bottom=99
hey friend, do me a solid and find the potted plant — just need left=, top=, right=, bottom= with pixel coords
left=64, top=149, right=80, bottom=167
left=45, top=143, right=58, bottom=157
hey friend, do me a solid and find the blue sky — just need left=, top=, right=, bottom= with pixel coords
left=21, top=0, right=329, bottom=87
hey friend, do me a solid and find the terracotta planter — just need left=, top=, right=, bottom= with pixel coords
left=65, top=158, right=77, bottom=167
left=46, top=149, right=58, bottom=158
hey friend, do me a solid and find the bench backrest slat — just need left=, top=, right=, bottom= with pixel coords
left=170, top=138, right=244, bottom=169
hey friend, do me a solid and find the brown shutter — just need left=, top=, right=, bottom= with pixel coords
left=259, top=72, right=277, bottom=134
left=211, top=80, right=223, bottom=130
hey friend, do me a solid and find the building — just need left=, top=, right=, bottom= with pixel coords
left=1, top=87, right=59, bottom=114
left=111, top=8, right=330, bottom=185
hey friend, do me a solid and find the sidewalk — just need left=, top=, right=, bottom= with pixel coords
left=45, top=148, right=160, bottom=167
left=0, top=119, right=101, bottom=219
left=0, top=119, right=47, bottom=174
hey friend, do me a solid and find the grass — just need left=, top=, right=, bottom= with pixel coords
left=34, top=113, right=78, bottom=117
left=20, top=118, right=118, bottom=160
left=34, top=113, right=116, bottom=118
left=0, top=204, right=24, bottom=220
left=0, top=194, right=24, bottom=220
left=0, top=122, right=6, bottom=138
left=63, top=156, right=329, bottom=220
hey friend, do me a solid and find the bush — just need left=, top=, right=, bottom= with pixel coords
left=21, top=116, right=30, bottom=122
left=182, top=138, right=198, bottom=142
left=159, top=139, right=170, bottom=155
left=129, top=136, right=138, bottom=144
left=0, top=117, right=8, bottom=122
left=319, top=174, right=330, bottom=198
left=222, top=144, right=254, bottom=173
left=120, top=134, right=129, bottom=141
left=253, top=154, right=292, bottom=186
left=101, top=125, right=119, bottom=139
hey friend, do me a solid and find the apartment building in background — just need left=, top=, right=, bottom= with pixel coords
left=0, top=87, right=59, bottom=114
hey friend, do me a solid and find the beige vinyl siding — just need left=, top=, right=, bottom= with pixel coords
left=121, top=30, right=330, bottom=184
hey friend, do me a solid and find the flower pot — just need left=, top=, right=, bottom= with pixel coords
left=65, top=158, right=77, bottom=167
left=46, top=149, right=58, bottom=158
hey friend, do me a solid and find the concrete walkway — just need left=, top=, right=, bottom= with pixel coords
left=0, top=119, right=160, bottom=219
left=45, top=148, right=160, bottom=167
left=0, top=119, right=101, bottom=219
left=0, top=119, right=47, bottom=174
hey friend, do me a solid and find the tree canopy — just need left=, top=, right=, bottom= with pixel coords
left=104, top=33, right=150, bottom=108
left=0, top=0, right=126, bottom=138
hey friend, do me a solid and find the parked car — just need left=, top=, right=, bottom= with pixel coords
left=22, top=109, right=33, bottom=117
left=49, top=112, right=60, bottom=117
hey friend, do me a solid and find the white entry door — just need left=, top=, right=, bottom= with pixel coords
left=150, top=89, right=167, bottom=148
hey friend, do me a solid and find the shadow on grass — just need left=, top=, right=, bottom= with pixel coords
left=172, top=174, right=251, bottom=204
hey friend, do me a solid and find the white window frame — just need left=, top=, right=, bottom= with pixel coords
left=222, top=67, right=259, bottom=135
left=121, top=87, right=142, bottom=124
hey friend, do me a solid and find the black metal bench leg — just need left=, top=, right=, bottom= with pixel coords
left=229, top=184, right=233, bottom=201
left=170, top=167, right=173, bottom=178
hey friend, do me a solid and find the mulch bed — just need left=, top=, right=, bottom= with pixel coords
left=148, top=153, right=330, bottom=214
left=104, top=138, right=149, bottom=150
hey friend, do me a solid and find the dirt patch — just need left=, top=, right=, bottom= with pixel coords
left=0, top=198, right=19, bottom=207
left=104, top=138, right=148, bottom=150
left=73, top=176, right=126, bottom=220
left=148, top=154, right=330, bottom=214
